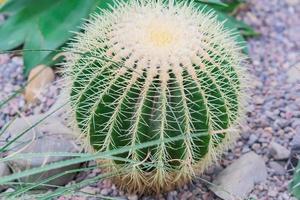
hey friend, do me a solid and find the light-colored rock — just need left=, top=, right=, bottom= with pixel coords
left=128, top=195, right=139, bottom=200
left=292, top=132, right=300, bottom=148
left=269, top=142, right=290, bottom=160
left=287, top=64, right=300, bottom=83
left=100, top=188, right=111, bottom=196
left=248, top=134, right=258, bottom=145
left=0, top=114, right=73, bottom=148
left=268, top=189, right=278, bottom=197
left=0, top=163, right=10, bottom=191
left=25, top=65, right=55, bottom=103
left=210, top=152, right=267, bottom=200
left=269, top=161, right=285, bottom=176
left=80, top=186, right=97, bottom=195
left=0, top=115, right=81, bottom=187
left=288, top=133, right=300, bottom=171
left=286, top=0, right=300, bottom=6
left=45, top=93, right=72, bottom=126
left=1, top=188, right=45, bottom=200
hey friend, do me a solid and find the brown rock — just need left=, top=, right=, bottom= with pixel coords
left=25, top=65, right=55, bottom=103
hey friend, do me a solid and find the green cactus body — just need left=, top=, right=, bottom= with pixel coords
left=64, top=0, right=247, bottom=194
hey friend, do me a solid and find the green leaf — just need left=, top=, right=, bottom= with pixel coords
left=95, top=0, right=130, bottom=12
left=23, top=23, right=49, bottom=74
left=0, top=1, right=52, bottom=50
left=0, top=0, right=97, bottom=75
left=204, top=0, right=245, bottom=13
left=23, top=0, right=96, bottom=74
left=0, top=14, right=28, bottom=50
left=231, top=18, right=259, bottom=37
left=0, top=0, right=36, bottom=14
left=290, top=162, right=300, bottom=199
left=196, top=0, right=227, bottom=7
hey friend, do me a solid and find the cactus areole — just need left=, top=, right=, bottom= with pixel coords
left=65, top=0, right=247, bottom=194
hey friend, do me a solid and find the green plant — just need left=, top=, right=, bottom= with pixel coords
left=290, top=161, right=300, bottom=199
left=0, top=0, right=118, bottom=75
left=0, top=0, right=256, bottom=75
left=65, top=0, right=248, bottom=194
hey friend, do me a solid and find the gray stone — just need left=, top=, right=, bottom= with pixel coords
left=210, top=152, right=267, bottom=200
left=167, top=191, right=178, bottom=200
left=269, top=161, right=285, bottom=176
left=292, top=119, right=300, bottom=129
left=242, top=146, right=251, bottom=154
left=292, top=132, right=300, bottom=147
left=287, top=64, right=300, bottom=83
left=45, top=93, right=72, bottom=126
left=248, top=134, right=258, bottom=145
left=0, top=115, right=81, bottom=187
left=0, top=163, right=10, bottom=191
left=269, top=142, right=290, bottom=160
left=288, top=133, right=300, bottom=172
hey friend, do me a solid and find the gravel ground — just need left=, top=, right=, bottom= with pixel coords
left=0, top=0, right=299, bottom=199
left=0, top=55, right=60, bottom=125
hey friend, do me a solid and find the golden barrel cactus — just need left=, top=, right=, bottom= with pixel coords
left=63, top=0, right=248, bottom=194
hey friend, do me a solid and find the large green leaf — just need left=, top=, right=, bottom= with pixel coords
left=0, top=0, right=37, bottom=14
left=203, top=0, right=245, bottom=13
left=196, top=0, right=227, bottom=6
left=0, top=0, right=130, bottom=75
left=24, top=0, right=96, bottom=74
left=0, top=0, right=98, bottom=75
left=0, top=1, right=52, bottom=51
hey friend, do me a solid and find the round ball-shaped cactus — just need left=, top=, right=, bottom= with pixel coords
left=64, top=0, right=248, bottom=194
